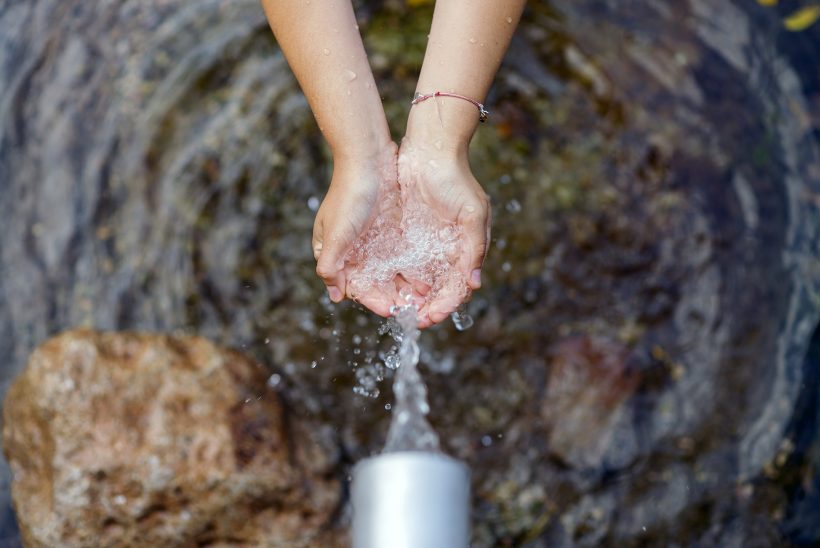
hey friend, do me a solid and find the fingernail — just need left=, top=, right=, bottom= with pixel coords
left=471, top=269, right=482, bottom=286
left=328, top=286, right=342, bottom=302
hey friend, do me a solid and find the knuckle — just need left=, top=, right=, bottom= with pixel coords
left=315, top=262, right=334, bottom=280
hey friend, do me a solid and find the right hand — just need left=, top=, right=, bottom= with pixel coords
left=312, top=142, right=402, bottom=317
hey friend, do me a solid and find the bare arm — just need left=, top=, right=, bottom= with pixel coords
left=260, top=0, right=390, bottom=162
left=407, top=1, right=527, bottom=151
left=401, top=1, right=527, bottom=326
left=261, top=0, right=396, bottom=304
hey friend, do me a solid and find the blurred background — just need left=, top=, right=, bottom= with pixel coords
left=1, top=0, right=819, bottom=545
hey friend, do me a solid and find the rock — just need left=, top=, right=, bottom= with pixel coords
left=3, top=330, right=341, bottom=548
left=541, top=336, right=639, bottom=470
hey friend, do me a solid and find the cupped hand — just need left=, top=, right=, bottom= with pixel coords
left=312, top=142, right=402, bottom=317
left=397, top=137, right=491, bottom=328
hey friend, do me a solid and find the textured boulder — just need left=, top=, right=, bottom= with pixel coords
left=3, top=330, right=341, bottom=547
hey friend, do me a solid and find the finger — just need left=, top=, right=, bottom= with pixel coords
left=409, top=277, right=432, bottom=297
left=458, top=199, right=490, bottom=290
left=356, top=291, right=396, bottom=318
left=315, top=237, right=347, bottom=302
left=394, top=274, right=428, bottom=308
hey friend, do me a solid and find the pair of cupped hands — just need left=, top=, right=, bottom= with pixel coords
left=311, top=133, right=491, bottom=329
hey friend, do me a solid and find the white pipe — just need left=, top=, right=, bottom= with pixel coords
left=351, top=451, right=470, bottom=548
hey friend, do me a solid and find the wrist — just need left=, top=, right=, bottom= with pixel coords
left=330, top=139, right=397, bottom=190
left=405, top=95, right=478, bottom=158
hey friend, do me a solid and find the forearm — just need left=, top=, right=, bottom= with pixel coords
left=261, top=0, right=391, bottom=163
left=406, top=0, right=527, bottom=153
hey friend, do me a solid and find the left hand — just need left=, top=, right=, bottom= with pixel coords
left=396, top=137, right=491, bottom=328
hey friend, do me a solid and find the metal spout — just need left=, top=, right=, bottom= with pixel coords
left=351, top=451, right=470, bottom=548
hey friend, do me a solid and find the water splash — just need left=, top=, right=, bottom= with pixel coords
left=383, top=305, right=440, bottom=453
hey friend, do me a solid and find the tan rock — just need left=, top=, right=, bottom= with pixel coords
left=3, top=330, right=342, bottom=547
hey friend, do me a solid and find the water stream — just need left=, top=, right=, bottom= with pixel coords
left=383, top=305, right=440, bottom=453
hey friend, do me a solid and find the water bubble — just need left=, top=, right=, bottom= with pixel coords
left=263, top=337, right=270, bottom=344
left=506, top=16, right=513, bottom=23
left=267, top=373, right=282, bottom=387
left=496, top=238, right=507, bottom=250
left=451, top=309, right=474, bottom=331
left=481, top=435, right=493, bottom=447
left=310, top=360, right=318, bottom=369
left=352, top=334, right=362, bottom=345
left=353, top=385, right=380, bottom=398
left=384, top=353, right=400, bottom=370
left=344, top=69, right=357, bottom=82
left=502, top=261, right=512, bottom=272
left=399, top=286, right=412, bottom=303
left=385, top=403, right=392, bottom=411
left=307, top=196, right=320, bottom=211
left=322, top=48, right=330, bottom=55
left=506, top=199, right=522, bottom=213
left=499, top=174, right=511, bottom=185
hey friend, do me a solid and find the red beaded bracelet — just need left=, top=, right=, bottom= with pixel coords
left=411, top=91, right=489, bottom=123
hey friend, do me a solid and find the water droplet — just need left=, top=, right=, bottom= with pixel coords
left=244, top=397, right=251, bottom=404
left=481, top=435, right=493, bottom=447
left=345, top=69, right=357, bottom=82
left=385, top=403, right=392, bottom=410
left=264, top=337, right=270, bottom=344
left=496, top=238, right=507, bottom=249
left=267, top=373, right=282, bottom=387
left=310, top=360, right=318, bottom=369
left=434, top=139, right=443, bottom=150
left=352, top=334, right=362, bottom=345
left=499, top=174, right=511, bottom=185
left=502, top=261, right=512, bottom=272
left=322, top=48, right=330, bottom=56
left=469, top=37, right=477, bottom=44
left=506, top=199, right=522, bottom=213
left=506, top=16, right=513, bottom=23
left=451, top=309, right=474, bottom=331
left=307, top=196, right=320, bottom=211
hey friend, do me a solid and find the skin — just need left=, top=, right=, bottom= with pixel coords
left=261, top=0, right=526, bottom=327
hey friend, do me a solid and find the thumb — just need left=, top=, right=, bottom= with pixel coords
left=313, top=219, right=347, bottom=303
left=459, top=198, right=491, bottom=290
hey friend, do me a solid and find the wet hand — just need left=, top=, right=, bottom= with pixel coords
left=397, top=137, right=491, bottom=328
left=313, top=143, right=402, bottom=316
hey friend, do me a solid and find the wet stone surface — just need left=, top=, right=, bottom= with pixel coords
left=1, top=0, right=820, bottom=545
